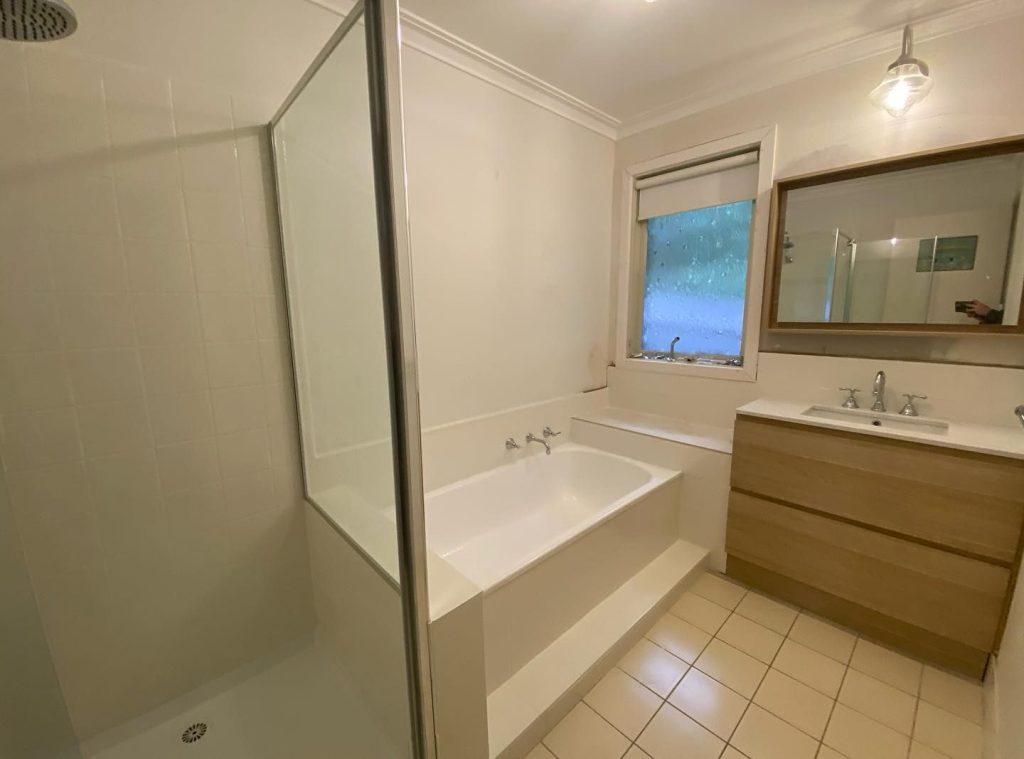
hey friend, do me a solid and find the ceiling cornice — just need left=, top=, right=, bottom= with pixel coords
left=617, top=0, right=1024, bottom=138
left=301, top=0, right=1024, bottom=142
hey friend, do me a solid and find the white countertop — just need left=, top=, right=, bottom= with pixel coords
left=737, top=398, right=1024, bottom=461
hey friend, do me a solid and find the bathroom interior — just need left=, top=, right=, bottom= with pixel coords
left=2, top=1, right=1024, bottom=758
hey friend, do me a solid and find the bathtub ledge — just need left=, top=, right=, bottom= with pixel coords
left=573, top=407, right=733, bottom=454
left=487, top=538, right=708, bottom=759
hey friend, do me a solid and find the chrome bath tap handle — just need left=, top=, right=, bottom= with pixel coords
left=839, top=387, right=860, bottom=409
left=542, top=426, right=561, bottom=438
left=899, top=394, right=928, bottom=417
left=1015, top=405, right=1024, bottom=429
left=504, top=437, right=521, bottom=450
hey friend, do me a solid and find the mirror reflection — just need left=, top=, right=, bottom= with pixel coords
left=777, top=151, right=1024, bottom=327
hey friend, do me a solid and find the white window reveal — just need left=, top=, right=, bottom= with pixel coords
left=618, top=128, right=775, bottom=382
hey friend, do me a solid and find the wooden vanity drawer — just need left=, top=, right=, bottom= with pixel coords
left=731, top=416, right=1024, bottom=563
left=727, top=490, right=1011, bottom=651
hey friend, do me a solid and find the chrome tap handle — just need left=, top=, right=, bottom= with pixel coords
left=542, top=426, right=561, bottom=438
left=899, top=394, right=927, bottom=417
left=839, top=387, right=860, bottom=409
left=1015, top=405, right=1024, bottom=429
left=505, top=437, right=521, bottom=450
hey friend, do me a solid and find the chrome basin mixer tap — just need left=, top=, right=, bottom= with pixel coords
left=872, top=370, right=887, bottom=412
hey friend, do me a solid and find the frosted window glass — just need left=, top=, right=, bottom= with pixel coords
left=641, top=200, right=753, bottom=358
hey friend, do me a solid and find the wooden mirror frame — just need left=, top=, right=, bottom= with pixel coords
left=764, top=134, right=1024, bottom=336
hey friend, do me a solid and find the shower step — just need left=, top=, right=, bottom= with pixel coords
left=486, top=539, right=709, bottom=759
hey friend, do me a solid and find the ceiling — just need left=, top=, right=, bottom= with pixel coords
left=399, top=0, right=1008, bottom=125
left=32, top=0, right=1022, bottom=127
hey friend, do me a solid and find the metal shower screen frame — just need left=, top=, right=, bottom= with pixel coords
left=267, top=1, right=436, bottom=757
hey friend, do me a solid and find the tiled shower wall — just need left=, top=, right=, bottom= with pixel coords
left=0, top=43, right=314, bottom=738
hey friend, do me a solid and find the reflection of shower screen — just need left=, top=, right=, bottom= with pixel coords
left=825, top=230, right=855, bottom=322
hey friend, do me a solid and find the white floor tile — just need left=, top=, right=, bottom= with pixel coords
left=668, top=667, right=748, bottom=740
left=694, top=639, right=768, bottom=698
left=670, top=591, right=731, bottom=635
left=731, top=704, right=818, bottom=759
left=788, top=613, right=856, bottom=664
left=753, top=669, right=832, bottom=739
left=716, top=614, right=784, bottom=664
left=543, top=703, right=630, bottom=759
left=618, top=638, right=689, bottom=698
left=722, top=748, right=750, bottom=759
left=910, top=741, right=952, bottom=759
left=525, top=744, right=557, bottom=759
left=647, top=613, right=712, bottom=663
left=624, top=747, right=654, bottom=759
left=637, top=703, right=725, bottom=759
left=919, top=666, right=983, bottom=724
left=849, top=639, right=922, bottom=695
left=772, top=639, right=846, bottom=698
left=734, top=592, right=798, bottom=635
left=838, top=669, right=917, bottom=735
left=584, top=667, right=662, bottom=740
left=824, top=703, right=909, bottom=759
left=817, top=747, right=848, bottom=759
left=690, top=572, right=747, bottom=610
left=913, top=701, right=983, bottom=759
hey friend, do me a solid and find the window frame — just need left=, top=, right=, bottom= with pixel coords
left=615, top=127, right=777, bottom=383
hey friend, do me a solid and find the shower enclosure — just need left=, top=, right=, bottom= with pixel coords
left=270, top=1, right=435, bottom=757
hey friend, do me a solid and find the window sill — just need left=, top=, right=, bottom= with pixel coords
left=620, top=356, right=758, bottom=383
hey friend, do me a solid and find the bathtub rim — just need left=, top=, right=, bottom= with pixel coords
left=425, top=443, right=682, bottom=595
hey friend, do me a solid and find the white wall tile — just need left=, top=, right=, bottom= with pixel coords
left=0, top=407, right=81, bottom=471
left=123, top=238, right=194, bottom=292
left=131, top=292, right=202, bottom=345
left=183, top=189, right=246, bottom=243
left=0, top=291, right=61, bottom=352
left=0, top=352, right=72, bottom=412
left=0, top=229, right=51, bottom=291
left=204, top=340, right=262, bottom=388
left=210, top=385, right=265, bottom=434
left=147, top=391, right=216, bottom=444
left=217, top=428, right=271, bottom=479
left=139, top=343, right=208, bottom=395
left=76, top=400, right=152, bottom=457
left=66, top=348, right=144, bottom=404
left=47, top=233, right=128, bottom=292
left=191, top=241, right=249, bottom=292
left=198, top=293, right=256, bottom=341
left=156, top=437, right=221, bottom=493
left=57, top=292, right=134, bottom=349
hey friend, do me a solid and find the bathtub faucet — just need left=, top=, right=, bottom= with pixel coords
left=525, top=432, right=551, bottom=455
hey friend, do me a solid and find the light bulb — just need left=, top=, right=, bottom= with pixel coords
left=870, top=27, right=933, bottom=118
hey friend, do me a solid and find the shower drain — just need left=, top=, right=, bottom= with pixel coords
left=181, top=722, right=208, bottom=744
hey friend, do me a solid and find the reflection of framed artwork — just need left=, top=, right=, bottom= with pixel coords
left=916, top=235, right=978, bottom=272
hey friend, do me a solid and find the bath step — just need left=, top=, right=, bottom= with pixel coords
left=486, top=538, right=708, bottom=759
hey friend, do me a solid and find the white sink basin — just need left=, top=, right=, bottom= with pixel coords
left=801, top=405, right=950, bottom=435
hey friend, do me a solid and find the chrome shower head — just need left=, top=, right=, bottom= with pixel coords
left=1, top=0, right=77, bottom=42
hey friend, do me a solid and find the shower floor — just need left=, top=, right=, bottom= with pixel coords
left=80, top=636, right=393, bottom=759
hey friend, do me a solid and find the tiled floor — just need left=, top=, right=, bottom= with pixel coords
left=529, top=571, right=985, bottom=759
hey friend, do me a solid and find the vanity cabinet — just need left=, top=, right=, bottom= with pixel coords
left=726, top=414, right=1024, bottom=678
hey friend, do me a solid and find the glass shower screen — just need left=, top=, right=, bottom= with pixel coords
left=270, top=1, right=433, bottom=756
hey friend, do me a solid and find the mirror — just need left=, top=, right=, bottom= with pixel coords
left=769, top=138, right=1024, bottom=333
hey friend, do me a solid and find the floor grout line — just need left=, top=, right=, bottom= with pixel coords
left=537, top=571, right=979, bottom=759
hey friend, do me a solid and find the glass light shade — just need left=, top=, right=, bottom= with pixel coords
left=870, top=62, right=933, bottom=117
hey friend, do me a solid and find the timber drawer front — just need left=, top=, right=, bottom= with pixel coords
left=726, top=414, right=1024, bottom=678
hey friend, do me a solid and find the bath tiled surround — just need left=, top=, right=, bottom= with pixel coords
left=531, top=572, right=985, bottom=759
left=0, top=42, right=313, bottom=738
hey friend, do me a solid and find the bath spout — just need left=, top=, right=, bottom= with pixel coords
left=526, top=432, right=551, bottom=455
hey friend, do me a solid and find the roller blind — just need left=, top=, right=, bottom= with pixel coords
left=637, top=151, right=759, bottom=220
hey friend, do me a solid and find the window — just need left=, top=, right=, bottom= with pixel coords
left=642, top=200, right=753, bottom=360
left=622, top=138, right=771, bottom=378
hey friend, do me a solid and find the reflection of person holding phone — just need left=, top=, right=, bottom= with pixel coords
left=962, top=300, right=1004, bottom=324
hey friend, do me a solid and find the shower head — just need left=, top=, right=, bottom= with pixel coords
left=1, top=0, right=77, bottom=42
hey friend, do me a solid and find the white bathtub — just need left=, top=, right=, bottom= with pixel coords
left=425, top=443, right=682, bottom=693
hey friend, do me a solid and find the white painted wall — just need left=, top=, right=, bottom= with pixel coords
left=403, top=47, right=615, bottom=428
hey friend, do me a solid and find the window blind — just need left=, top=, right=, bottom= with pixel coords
left=636, top=151, right=759, bottom=220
